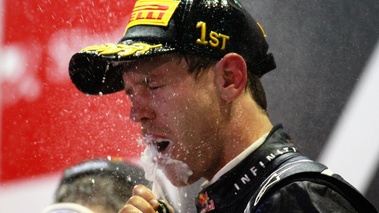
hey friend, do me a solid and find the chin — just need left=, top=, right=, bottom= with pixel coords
left=161, top=162, right=194, bottom=187
left=165, top=173, right=194, bottom=187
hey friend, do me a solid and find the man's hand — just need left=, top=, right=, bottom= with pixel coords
left=119, top=184, right=174, bottom=213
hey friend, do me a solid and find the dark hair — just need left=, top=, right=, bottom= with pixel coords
left=54, top=159, right=150, bottom=213
left=182, top=54, right=268, bottom=111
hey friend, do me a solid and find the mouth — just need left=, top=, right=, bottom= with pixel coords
left=156, top=140, right=171, bottom=153
left=143, top=135, right=172, bottom=155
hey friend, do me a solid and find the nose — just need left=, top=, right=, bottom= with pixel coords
left=129, top=95, right=156, bottom=122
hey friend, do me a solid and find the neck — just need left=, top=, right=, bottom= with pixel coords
left=205, top=95, right=273, bottom=180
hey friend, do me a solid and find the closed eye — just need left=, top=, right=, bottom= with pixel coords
left=142, top=77, right=164, bottom=91
left=148, top=85, right=163, bottom=90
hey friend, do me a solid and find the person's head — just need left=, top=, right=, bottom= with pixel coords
left=69, top=0, right=275, bottom=186
left=53, top=158, right=150, bottom=213
left=42, top=203, right=95, bottom=213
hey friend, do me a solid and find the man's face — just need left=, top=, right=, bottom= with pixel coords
left=122, top=54, right=224, bottom=186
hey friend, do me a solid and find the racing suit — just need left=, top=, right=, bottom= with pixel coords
left=195, top=125, right=377, bottom=213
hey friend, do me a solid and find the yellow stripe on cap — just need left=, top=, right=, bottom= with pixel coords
left=257, top=22, right=266, bottom=38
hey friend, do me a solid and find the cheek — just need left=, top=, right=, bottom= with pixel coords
left=168, top=88, right=217, bottom=134
left=155, top=89, right=195, bottom=119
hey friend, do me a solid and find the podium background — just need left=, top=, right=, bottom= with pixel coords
left=1, top=0, right=378, bottom=212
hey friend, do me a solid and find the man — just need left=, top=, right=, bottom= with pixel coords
left=42, top=158, right=149, bottom=213
left=68, top=0, right=377, bottom=212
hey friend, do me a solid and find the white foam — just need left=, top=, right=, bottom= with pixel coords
left=140, top=137, right=193, bottom=185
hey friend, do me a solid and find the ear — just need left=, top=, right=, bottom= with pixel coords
left=214, top=53, right=248, bottom=102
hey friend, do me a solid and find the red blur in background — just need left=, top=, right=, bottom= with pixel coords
left=1, top=0, right=142, bottom=183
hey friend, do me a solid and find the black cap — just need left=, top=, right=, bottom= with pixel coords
left=69, top=0, right=276, bottom=95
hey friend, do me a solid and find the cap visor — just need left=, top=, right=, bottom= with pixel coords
left=68, top=42, right=175, bottom=95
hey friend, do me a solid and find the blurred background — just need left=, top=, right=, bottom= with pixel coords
left=1, top=0, right=378, bottom=212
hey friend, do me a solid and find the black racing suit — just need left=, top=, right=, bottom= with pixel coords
left=195, top=125, right=377, bottom=213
